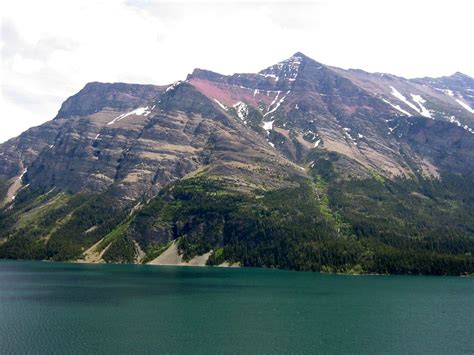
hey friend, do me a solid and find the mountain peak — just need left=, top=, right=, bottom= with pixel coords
left=258, top=52, right=310, bottom=83
left=452, top=71, right=473, bottom=80
left=2, top=49, right=474, bottom=275
left=186, top=68, right=227, bottom=83
left=291, top=51, right=309, bottom=60
left=54, top=81, right=163, bottom=119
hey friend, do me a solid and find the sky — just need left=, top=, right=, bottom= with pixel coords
left=1, top=0, right=473, bottom=143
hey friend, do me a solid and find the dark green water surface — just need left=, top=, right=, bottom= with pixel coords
left=0, top=260, right=472, bottom=354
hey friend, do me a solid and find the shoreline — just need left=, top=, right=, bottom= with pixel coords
left=0, top=258, right=472, bottom=277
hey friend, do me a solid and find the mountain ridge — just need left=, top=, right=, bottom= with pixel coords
left=1, top=52, right=473, bottom=275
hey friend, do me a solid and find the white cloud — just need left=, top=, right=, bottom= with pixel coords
left=11, top=54, right=44, bottom=74
left=1, top=0, right=473, bottom=142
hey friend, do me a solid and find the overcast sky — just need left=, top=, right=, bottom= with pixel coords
left=1, top=0, right=473, bottom=143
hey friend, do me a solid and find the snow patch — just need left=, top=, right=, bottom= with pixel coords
left=258, top=54, right=302, bottom=82
left=410, top=94, right=432, bottom=118
left=233, top=102, right=249, bottom=122
left=455, top=98, right=474, bottom=114
left=264, top=91, right=290, bottom=118
left=449, top=116, right=462, bottom=127
left=448, top=116, right=474, bottom=134
left=267, top=91, right=281, bottom=111
left=263, top=120, right=274, bottom=132
left=382, top=98, right=412, bottom=116
left=440, top=89, right=474, bottom=114
left=314, top=139, right=321, bottom=148
left=259, top=73, right=279, bottom=81
left=388, top=124, right=399, bottom=134
left=448, top=116, right=473, bottom=134
left=19, top=168, right=27, bottom=181
left=107, top=106, right=151, bottom=125
left=165, top=81, right=182, bottom=93
left=146, top=105, right=156, bottom=116
left=463, top=125, right=474, bottom=134
left=343, top=127, right=357, bottom=144
left=12, top=168, right=28, bottom=201
left=390, top=86, right=419, bottom=114
left=213, top=99, right=227, bottom=111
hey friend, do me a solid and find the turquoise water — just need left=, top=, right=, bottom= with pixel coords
left=0, top=260, right=472, bottom=354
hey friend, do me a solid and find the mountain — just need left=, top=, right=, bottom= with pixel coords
left=1, top=53, right=473, bottom=275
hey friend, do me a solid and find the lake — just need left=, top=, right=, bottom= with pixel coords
left=0, top=260, right=472, bottom=354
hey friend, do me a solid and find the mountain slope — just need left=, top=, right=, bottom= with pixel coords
left=0, top=53, right=473, bottom=275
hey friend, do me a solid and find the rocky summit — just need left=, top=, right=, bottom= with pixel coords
left=1, top=53, right=473, bottom=275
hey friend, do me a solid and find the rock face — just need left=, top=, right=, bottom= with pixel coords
left=187, top=52, right=474, bottom=177
left=9, top=81, right=304, bottom=201
left=0, top=53, right=473, bottom=275
left=54, top=82, right=165, bottom=120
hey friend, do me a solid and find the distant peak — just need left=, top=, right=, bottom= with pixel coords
left=81, top=81, right=160, bottom=92
left=278, top=52, right=311, bottom=65
left=186, top=68, right=228, bottom=83
left=54, top=82, right=162, bottom=120
left=285, top=52, right=326, bottom=67
left=291, top=52, right=308, bottom=59
left=452, top=71, right=473, bottom=80
left=258, top=53, right=311, bottom=82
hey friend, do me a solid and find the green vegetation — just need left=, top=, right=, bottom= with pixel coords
left=141, top=242, right=172, bottom=264
left=117, top=159, right=474, bottom=275
left=0, top=187, right=129, bottom=261
left=208, top=247, right=224, bottom=265
left=0, top=179, right=9, bottom=204
left=309, top=152, right=474, bottom=275
left=97, top=218, right=132, bottom=252
left=102, top=236, right=137, bottom=264
left=1, top=158, right=473, bottom=275
left=45, top=194, right=129, bottom=261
